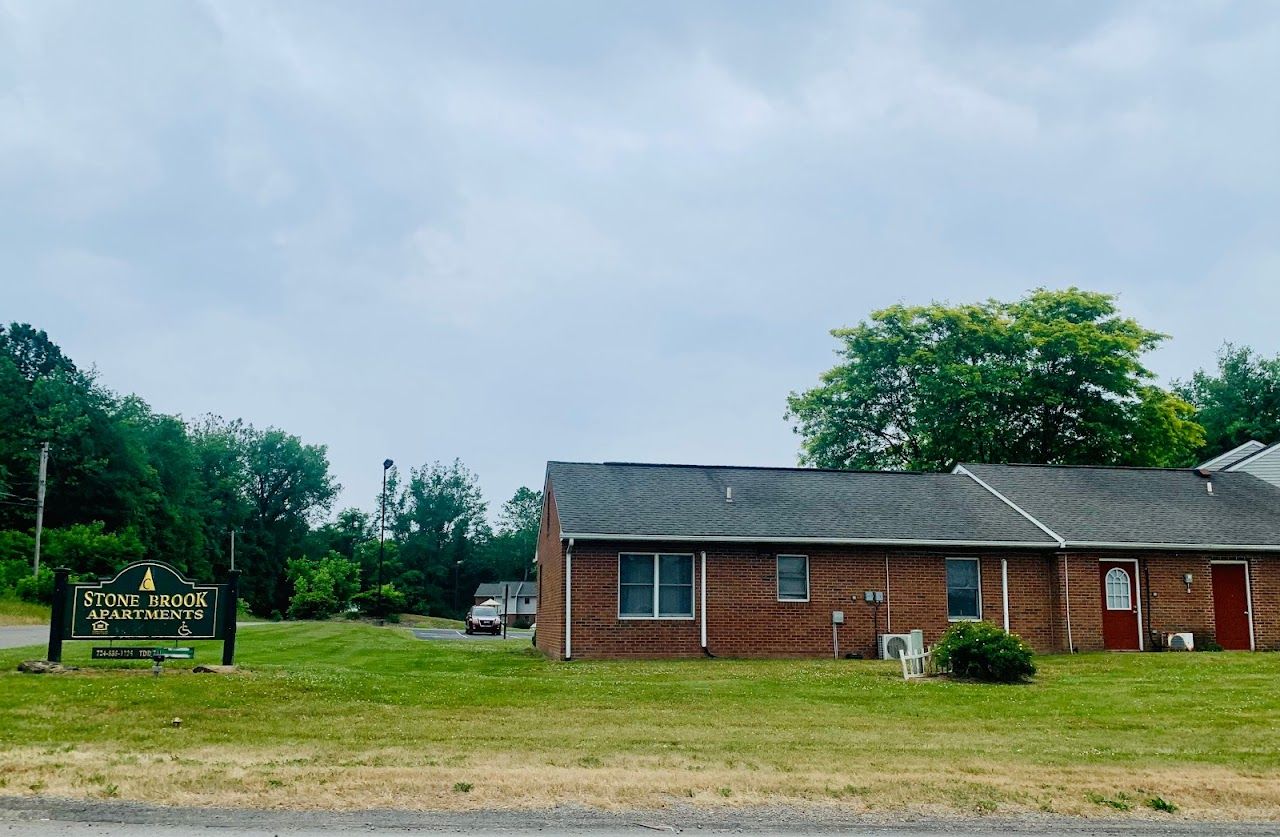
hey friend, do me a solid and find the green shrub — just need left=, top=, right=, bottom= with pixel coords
left=286, top=552, right=361, bottom=620
left=352, top=583, right=407, bottom=618
left=934, top=621, right=1036, bottom=683
left=15, top=567, right=55, bottom=604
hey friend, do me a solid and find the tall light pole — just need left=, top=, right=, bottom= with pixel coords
left=33, top=442, right=48, bottom=576
left=378, top=458, right=393, bottom=618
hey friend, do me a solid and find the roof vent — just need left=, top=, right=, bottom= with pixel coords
left=1206, top=481, right=1214, bottom=496
left=725, top=486, right=733, bottom=503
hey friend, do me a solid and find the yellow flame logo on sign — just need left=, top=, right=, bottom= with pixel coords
left=139, top=568, right=156, bottom=592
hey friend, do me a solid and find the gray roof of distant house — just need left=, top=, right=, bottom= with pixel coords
left=474, top=581, right=537, bottom=598
left=961, top=463, right=1280, bottom=548
left=546, top=461, right=1058, bottom=546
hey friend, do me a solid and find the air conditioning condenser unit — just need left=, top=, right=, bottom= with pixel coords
left=880, top=630, right=924, bottom=660
left=1166, top=632, right=1194, bottom=651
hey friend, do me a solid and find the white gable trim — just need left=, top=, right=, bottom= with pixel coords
left=952, top=465, right=1067, bottom=547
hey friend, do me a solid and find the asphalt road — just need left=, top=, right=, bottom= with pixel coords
left=412, top=627, right=533, bottom=642
left=2, top=798, right=1278, bottom=836
left=0, top=622, right=280, bottom=651
left=0, top=625, right=45, bottom=650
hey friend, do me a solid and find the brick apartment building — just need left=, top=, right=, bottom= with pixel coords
left=534, top=446, right=1280, bottom=660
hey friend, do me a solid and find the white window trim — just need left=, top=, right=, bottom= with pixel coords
left=776, top=554, right=810, bottom=602
left=946, top=557, right=983, bottom=622
left=617, top=553, right=696, bottom=620
left=1104, top=567, right=1132, bottom=611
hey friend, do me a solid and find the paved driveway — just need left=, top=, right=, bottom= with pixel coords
left=0, top=626, right=47, bottom=650
left=412, top=627, right=533, bottom=642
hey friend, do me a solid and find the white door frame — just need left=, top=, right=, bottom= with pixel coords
left=1098, top=557, right=1144, bottom=651
left=1210, top=559, right=1256, bottom=651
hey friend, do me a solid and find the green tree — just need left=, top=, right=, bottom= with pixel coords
left=1176, top=344, right=1280, bottom=457
left=286, top=551, right=361, bottom=620
left=786, top=288, right=1204, bottom=470
left=480, top=487, right=541, bottom=583
left=390, top=460, right=489, bottom=617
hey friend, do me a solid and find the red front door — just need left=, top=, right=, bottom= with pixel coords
left=1211, top=563, right=1252, bottom=650
left=1099, top=561, right=1141, bottom=650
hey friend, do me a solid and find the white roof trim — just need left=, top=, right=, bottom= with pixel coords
left=1225, top=441, right=1280, bottom=472
left=952, top=464, right=1067, bottom=547
left=1063, top=541, right=1280, bottom=552
left=1197, top=440, right=1266, bottom=471
left=559, top=532, right=1060, bottom=548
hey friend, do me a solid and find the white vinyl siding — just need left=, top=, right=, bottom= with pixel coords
left=1229, top=443, right=1280, bottom=490
left=776, top=555, right=809, bottom=601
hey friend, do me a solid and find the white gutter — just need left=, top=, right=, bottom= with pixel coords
left=1001, top=557, right=1010, bottom=633
left=953, top=465, right=1066, bottom=547
left=564, top=537, right=573, bottom=660
left=1063, top=541, right=1280, bottom=552
left=699, top=551, right=707, bottom=650
left=559, top=533, right=1059, bottom=549
left=884, top=553, right=891, bottom=633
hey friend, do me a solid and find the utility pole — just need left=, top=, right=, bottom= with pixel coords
left=33, top=442, right=48, bottom=576
left=378, top=459, right=393, bottom=619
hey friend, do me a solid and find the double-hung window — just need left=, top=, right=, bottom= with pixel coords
left=619, top=553, right=694, bottom=618
left=946, top=557, right=981, bottom=620
left=776, top=555, right=809, bottom=601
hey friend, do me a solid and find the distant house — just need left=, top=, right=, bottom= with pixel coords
left=533, top=458, right=1280, bottom=660
left=474, top=581, right=537, bottom=625
left=1203, top=439, right=1280, bottom=490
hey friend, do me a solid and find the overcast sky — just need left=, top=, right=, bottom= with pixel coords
left=2, top=1, right=1279, bottom=517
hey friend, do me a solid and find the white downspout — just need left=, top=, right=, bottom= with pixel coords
left=564, top=538, right=574, bottom=660
left=884, top=553, right=891, bottom=633
left=1001, top=558, right=1010, bottom=633
left=1062, top=553, right=1074, bottom=654
left=700, top=551, right=707, bottom=650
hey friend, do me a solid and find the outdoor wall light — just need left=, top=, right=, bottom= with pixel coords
left=1183, top=572, right=1194, bottom=592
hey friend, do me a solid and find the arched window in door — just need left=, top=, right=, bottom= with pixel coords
left=1105, top=567, right=1132, bottom=610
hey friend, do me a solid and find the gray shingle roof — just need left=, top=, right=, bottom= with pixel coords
left=961, top=463, right=1280, bottom=547
left=546, top=461, right=1057, bottom=546
left=474, top=581, right=537, bottom=598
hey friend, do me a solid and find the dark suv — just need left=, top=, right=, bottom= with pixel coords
left=465, top=605, right=502, bottom=635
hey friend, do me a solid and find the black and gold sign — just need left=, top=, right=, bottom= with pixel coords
left=68, top=562, right=226, bottom=640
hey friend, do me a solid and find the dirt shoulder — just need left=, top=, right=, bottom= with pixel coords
left=2, top=797, right=1280, bottom=836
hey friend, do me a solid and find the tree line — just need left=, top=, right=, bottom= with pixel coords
left=4, top=290, right=1277, bottom=619
left=787, top=288, right=1280, bottom=471
left=0, top=324, right=540, bottom=619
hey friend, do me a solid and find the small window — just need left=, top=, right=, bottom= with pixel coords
left=777, top=555, right=809, bottom=601
left=1105, top=567, right=1131, bottom=610
left=619, top=553, right=694, bottom=618
left=946, top=558, right=981, bottom=620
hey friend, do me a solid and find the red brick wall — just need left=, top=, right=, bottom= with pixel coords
left=533, top=485, right=564, bottom=659
left=1251, top=555, right=1280, bottom=651
left=1058, top=551, right=1280, bottom=652
left=534, top=505, right=1280, bottom=659
left=561, top=542, right=1060, bottom=659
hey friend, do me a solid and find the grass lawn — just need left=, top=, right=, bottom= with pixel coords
left=1, top=622, right=1278, bottom=819
left=0, top=594, right=49, bottom=626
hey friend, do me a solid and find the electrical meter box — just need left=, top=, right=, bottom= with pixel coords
left=832, top=610, right=845, bottom=624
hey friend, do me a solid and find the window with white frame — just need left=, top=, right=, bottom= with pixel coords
left=1104, top=567, right=1131, bottom=610
left=619, top=553, right=694, bottom=618
left=946, top=558, right=981, bottom=620
left=776, top=555, right=809, bottom=601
